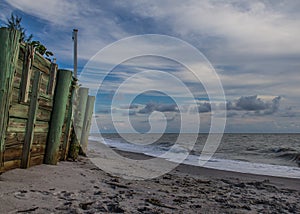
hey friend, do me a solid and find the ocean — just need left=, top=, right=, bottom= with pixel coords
left=88, top=133, right=300, bottom=179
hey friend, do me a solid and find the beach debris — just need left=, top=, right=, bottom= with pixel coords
left=17, top=206, right=39, bottom=213
left=234, top=182, right=246, bottom=188
left=107, top=203, right=125, bottom=213
left=145, top=198, right=176, bottom=210
left=94, top=190, right=102, bottom=195
left=106, top=181, right=129, bottom=189
left=79, top=201, right=94, bottom=210
left=137, top=206, right=152, bottom=212
left=162, top=174, right=172, bottom=180
left=14, top=190, right=29, bottom=199
left=196, top=179, right=211, bottom=184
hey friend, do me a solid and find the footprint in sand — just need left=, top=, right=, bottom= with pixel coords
left=14, top=190, right=29, bottom=199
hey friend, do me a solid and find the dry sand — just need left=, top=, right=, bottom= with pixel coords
left=0, top=149, right=299, bottom=214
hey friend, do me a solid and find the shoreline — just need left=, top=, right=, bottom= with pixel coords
left=89, top=139, right=300, bottom=189
left=0, top=146, right=299, bottom=213
left=114, top=149, right=300, bottom=191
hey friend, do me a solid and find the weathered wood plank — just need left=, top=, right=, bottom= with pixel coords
left=4, top=142, right=46, bottom=162
left=12, top=86, right=53, bottom=109
left=21, top=71, right=41, bottom=168
left=6, top=118, right=27, bottom=132
left=5, top=132, right=48, bottom=146
left=32, top=133, right=47, bottom=145
left=40, top=73, right=49, bottom=94
left=32, top=52, right=51, bottom=75
left=7, top=118, right=49, bottom=133
left=39, top=95, right=53, bottom=110
left=0, top=28, right=21, bottom=170
left=14, top=66, right=49, bottom=97
left=29, top=155, right=44, bottom=167
left=31, top=144, right=46, bottom=156
left=9, top=103, right=51, bottom=121
left=9, top=103, right=29, bottom=119
left=5, top=132, right=25, bottom=146
left=4, top=144, right=23, bottom=161
left=4, top=159, right=21, bottom=171
left=11, top=87, right=20, bottom=103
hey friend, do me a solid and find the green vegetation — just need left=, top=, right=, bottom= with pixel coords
left=4, top=13, right=32, bottom=42
left=30, top=40, right=54, bottom=58
left=3, top=13, right=54, bottom=61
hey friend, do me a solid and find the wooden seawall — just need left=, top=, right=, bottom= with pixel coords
left=0, top=28, right=95, bottom=173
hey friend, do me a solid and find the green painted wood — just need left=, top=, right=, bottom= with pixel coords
left=80, top=95, right=95, bottom=155
left=44, top=69, right=72, bottom=165
left=9, top=103, right=51, bottom=122
left=0, top=28, right=21, bottom=171
left=61, top=78, right=77, bottom=160
left=32, top=51, right=51, bottom=74
left=6, top=118, right=49, bottom=133
left=21, top=71, right=41, bottom=168
left=73, top=87, right=89, bottom=144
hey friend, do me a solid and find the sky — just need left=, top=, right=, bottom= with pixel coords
left=1, top=0, right=299, bottom=133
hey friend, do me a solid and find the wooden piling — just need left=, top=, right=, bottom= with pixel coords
left=0, top=28, right=20, bottom=171
left=61, top=78, right=77, bottom=160
left=21, top=71, right=41, bottom=168
left=80, top=95, right=95, bottom=155
left=73, top=87, right=89, bottom=144
left=44, top=69, right=72, bottom=165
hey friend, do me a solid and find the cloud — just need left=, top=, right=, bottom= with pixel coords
left=3, top=0, right=300, bottom=133
left=227, top=95, right=281, bottom=115
left=119, top=104, right=139, bottom=109
left=236, top=95, right=270, bottom=111
left=138, top=103, right=179, bottom=114
left=189, top=102, right=211, bottom=113
left=120, top=0, right=300, bottom=57
left=264, top=96, right=281, bottom=115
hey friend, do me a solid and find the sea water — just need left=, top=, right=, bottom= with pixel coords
left=88, top=133, right=300, bottom=179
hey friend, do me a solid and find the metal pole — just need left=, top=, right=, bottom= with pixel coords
left=72, top=29, right=78, bottom=79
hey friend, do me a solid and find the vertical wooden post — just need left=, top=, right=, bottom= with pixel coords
left=0, top=28, right=20, bottom=171
left=44, top=69, right=72, bottom=165
left=80, top=96, right=95, bottom=155
left=19, top=44, right=35, bottom=103
left=61, top=78, right=77, bottom=160
left=73, top=87, right=89, bottom=145
left=47, top=62, right=58, bottom=95
left=21, top=71, right=41, bottom=168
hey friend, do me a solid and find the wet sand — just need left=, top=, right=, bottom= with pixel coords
left=0, top=149, right=299, bottom=213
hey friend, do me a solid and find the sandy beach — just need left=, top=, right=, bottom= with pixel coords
left=0, top=149, right=299, bottom=214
